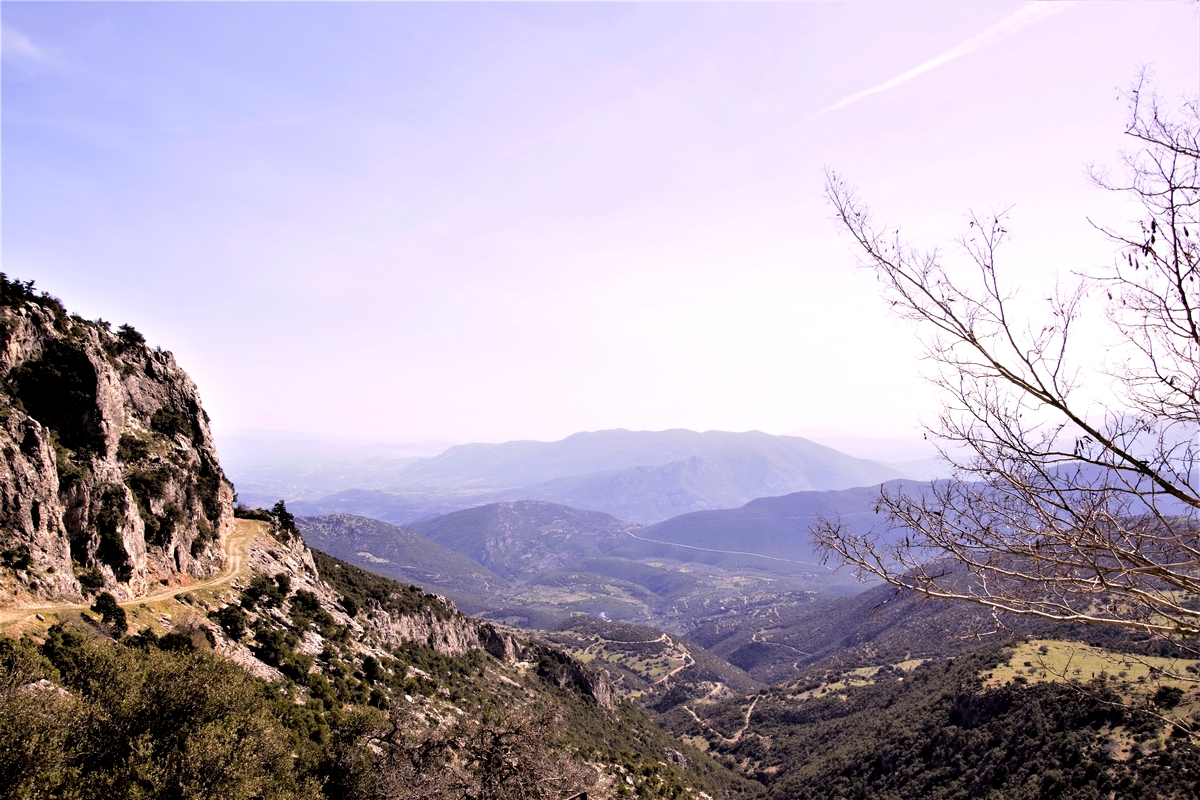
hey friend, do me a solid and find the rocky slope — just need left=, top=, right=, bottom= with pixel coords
left=0, top=277, right=233, bottom=602
left=209, top=522, right=616, bottom=708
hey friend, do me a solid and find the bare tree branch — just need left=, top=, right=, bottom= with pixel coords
left=815, top=81, right=1200, bottom=646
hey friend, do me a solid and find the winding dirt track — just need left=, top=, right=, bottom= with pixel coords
left=0, top=519, right=259, bottom=626
left=682, top=695, right=760, bottom=745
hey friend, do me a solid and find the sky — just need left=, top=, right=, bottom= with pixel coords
left=3, top=1, right=1199, bottom=447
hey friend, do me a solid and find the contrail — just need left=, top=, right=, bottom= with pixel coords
left=811, top=1, right=1077, bottom=120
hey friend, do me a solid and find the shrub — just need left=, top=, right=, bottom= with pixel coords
left=75, top=567, right=104, bottom=592
left=116, top=433, right=151, bottom=463
left=94, top=486, right=130, bottom=578
left=116, top=324, right=145, bottom=349
left=0, top=274, right=37, bottom=308
left=271, top=500, right=298, bottom=541
left=21, top=634, right=316, bottom=799
left=1155, top=685, right=1185, bottom=710
left=212, top=605, right=248, bottom=640
left=240, top=573, right=284, bottom=610
left=234, top=504, right=273, bottom=522
left=0, top=544, right=31, bottom=571
left=90, top=592, right=127, bottom=637
left=150, top=407, right=189, bottom=439
left=191, top=517, right=214, bottom=557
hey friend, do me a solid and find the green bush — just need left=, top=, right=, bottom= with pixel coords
left=75, top=566, right=104, bottom=592
left=271, top=500, right=299, bottom=540
left=0, top=632, right=320, bottom=799
left=0, top=544, right=31, bottom=571
left=90, top=592, right=127, bottom=636
left=150, top=406, right=190, bottom=439
left=0, top=274, right=38, bottom=308
left=94, top=486, right=131, bottom=578
left=116, top=433, right=151, bottom=463
left=116, top=323, right=145, bottom=349
left=234, top=504, right=274, bottom=522
left=212, top=605, right=248, bottom=640
left=240, top=573, right=285, bottom=610
left=1154, top=685, right=1185, bottom=710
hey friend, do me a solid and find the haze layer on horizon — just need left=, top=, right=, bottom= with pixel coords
left=4, top=2, right=1198, bottom=443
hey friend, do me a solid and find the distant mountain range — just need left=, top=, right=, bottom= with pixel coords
left=270, top=428, right=929, bottom=524
left=607, top=480, right=928, bottom=571
left=407, top=501, right=634, bottom=579
left=294, top=482, right=910, bottom=627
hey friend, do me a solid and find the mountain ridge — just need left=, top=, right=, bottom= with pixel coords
left=286, top=429, right=909, bottom=524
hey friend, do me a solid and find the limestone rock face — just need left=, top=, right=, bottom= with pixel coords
left=364, top=602, right=486, bottom=657
left=533, top=647, right=616, bottom=708
left=478, top=622, right=522, bottom=664
left=0, top=289, right=233, bottom=601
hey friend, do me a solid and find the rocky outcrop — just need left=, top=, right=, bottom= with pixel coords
left=478, top=622, right=522, bottom=663
left=360, top=600, right=525, bottom=664
left=364, top=604, right=484, bottom=656
left=0, top=280, right=233, bottom=601
left=534, top=646, right=616, bottom=708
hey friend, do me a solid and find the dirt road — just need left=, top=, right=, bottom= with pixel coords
left=0, top=519, right=260, bottom=627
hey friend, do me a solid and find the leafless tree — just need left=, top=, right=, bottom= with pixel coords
left=814, top=76, right=1200, bottom=646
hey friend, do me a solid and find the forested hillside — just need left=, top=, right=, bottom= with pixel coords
left=663, top=650, right=1200, bottom=799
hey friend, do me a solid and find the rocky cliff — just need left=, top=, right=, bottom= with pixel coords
left=234, top=534, right=616, bottom=707
left=0, top=277, right=233, bottom=601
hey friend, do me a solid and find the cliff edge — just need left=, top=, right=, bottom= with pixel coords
left=0, top=276, right=233, bottom=602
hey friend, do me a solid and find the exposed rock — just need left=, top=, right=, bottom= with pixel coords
left=0, top=285, right=233, bottom=602
left=534, top=646, right=616, bottom=708
left=231, top=526, right=614, bottom=710
left=478, top=622, right=522, bottom=664
left=364, top=603, right=483, bottom=657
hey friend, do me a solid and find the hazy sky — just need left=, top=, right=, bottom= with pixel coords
left=3, top=1, right=1198, bottom=445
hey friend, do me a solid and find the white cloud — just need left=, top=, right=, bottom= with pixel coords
left=2, top=24, right=47, bottom=64
left=812, top=2, right=1077, bottom=119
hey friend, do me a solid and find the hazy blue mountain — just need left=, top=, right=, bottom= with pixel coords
left=504, top=448, right=904, bottom=523
left=795, top=432, right=940, bottom=462
left=884, top=456, right=955, bottom=480
left=391, top=428, right=904, bottom=491
left=294, top=513, right=505, bottom=601
left=603, top=480, right=927, bottom=568
left=285, top=429, right=910, bottom=524
left=797, top=432, right=957, bottom=481
left=407, top=500, right=633, bottom=579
